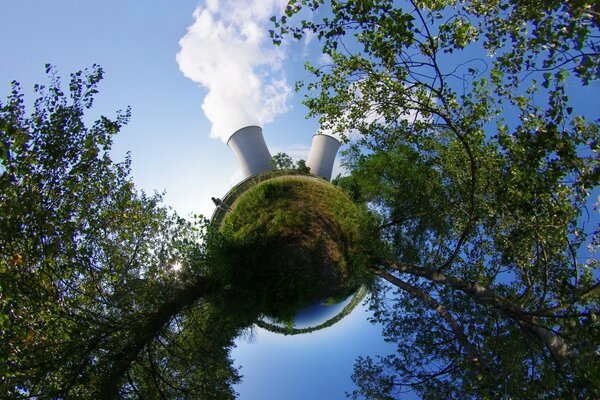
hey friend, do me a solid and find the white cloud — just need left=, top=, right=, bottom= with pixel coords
left=177, top=0, right=291, bottom=142
left=303, top=29, right=315, bottom=46
left=317, top=53, right=332, bottom=66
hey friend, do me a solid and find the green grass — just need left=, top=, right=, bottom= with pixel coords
left=210, top=169, right=314, bottom=226
left=209, top=175, right=374, bottom=322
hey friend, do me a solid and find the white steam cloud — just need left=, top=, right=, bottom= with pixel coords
left=177, top=0, right=291, bottom=142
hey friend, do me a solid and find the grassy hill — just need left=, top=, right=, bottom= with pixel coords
left=209, top=175, right=375, bottom=321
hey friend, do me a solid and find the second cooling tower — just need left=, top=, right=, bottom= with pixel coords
left=306, top=134, right=341, bottom=181
left=227, top=126, right=274, bottom=179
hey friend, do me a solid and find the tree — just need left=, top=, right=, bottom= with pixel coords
left=0, top=65, right=242, bottom=398
left=1, top=66, right=377, bottom=398
left=295, top=158, right=311, bottom=173
left=273, top=1, right=600, bottom=398
left=271, top=151, right=294, bottom=170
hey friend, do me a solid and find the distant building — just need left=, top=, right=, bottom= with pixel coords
left=226, top=125, right=340, bottom=182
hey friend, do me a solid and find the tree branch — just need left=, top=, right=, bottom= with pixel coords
left=370, top=267, right=484, bottom=369
left=375, top=259, right=574, bottom=362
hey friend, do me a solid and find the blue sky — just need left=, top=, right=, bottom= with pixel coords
left=0, top=0, right=332, bottom=220
left=0, top=1, right=394, bottom=398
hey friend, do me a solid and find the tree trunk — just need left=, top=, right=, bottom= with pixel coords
left=375, top=259, right=573, bottom=362
left=96, top=276, right=216, bottom=399
left=371, top=267, right=484, bottom=368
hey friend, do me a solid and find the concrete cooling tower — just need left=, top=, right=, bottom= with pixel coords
left=306, top=134, right=341, bottom=181
left=227, top=126, right=274, bottom=179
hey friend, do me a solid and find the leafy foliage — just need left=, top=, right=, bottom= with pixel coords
left=0, top=66, right=241, bottom=398
left=273, top=1, right=600, bottom=398
left=271, top=151, right=295, bottom=170
left=295, top=158, right=311, bottom=173
left=271, top=152, right=312, bottom=173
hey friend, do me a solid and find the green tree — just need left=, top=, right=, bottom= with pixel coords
left=0, top=65, right=242, bottom=398
left=295, top=158, right=311, bottom=173
left=271, top=151, right=294, bottom=170
left=273, top=1, right=599, bottom=398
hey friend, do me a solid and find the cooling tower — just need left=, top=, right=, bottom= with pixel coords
left=227, top=125, right=274, bottom=178
left=306, top=134, right=341, bottom=181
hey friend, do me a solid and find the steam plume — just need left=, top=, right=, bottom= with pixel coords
left=177, top=0, right=291, bottom=142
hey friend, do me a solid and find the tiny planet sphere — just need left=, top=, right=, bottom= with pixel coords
left=212, top=172, right=373, bottom=325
